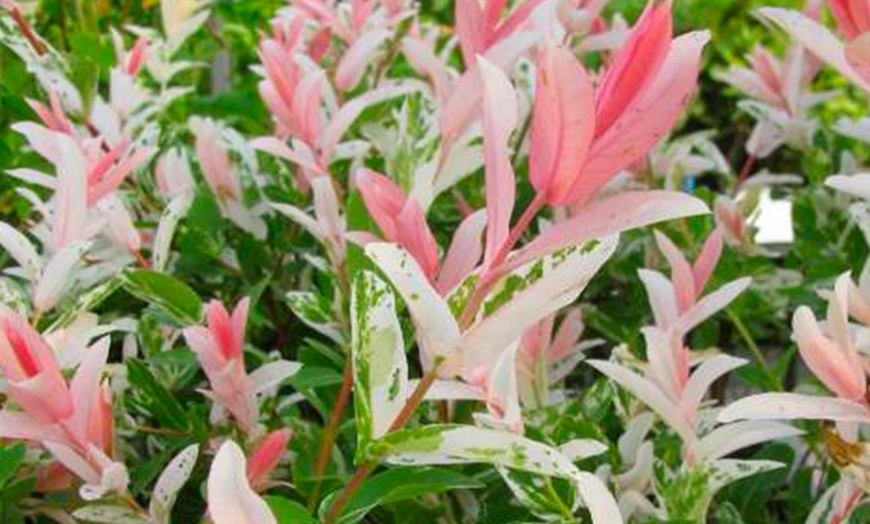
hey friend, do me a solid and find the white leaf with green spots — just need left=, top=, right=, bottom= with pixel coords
left=152, top=192, right=193, bottom=272
left=497, top=467, right=579, bottom=522
left=352, top=271, right=409, bottom=450
left=286, top=291, right=344, bottom=344
left=707, top=459, right=783, bottom=493
left=365, top=243, right=461, bottom=373
left=460, top=236, right=619, bottom=377
left=149, top=445, right=199, bottom=524
left=72, top=505, right=148, bottom=524
left=377, top=425, right=623, bottom=523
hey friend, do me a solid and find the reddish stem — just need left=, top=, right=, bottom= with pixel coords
left=308, top=355, right=355, bottom=511
left=323, top=368, right=440, bottom=524
left=8, top=7, right=46, bottom=56
left=737, top=154, right=756, bottom=186
left=458, top=193, right=547, bottom=328
left=133, top=250, right=151, bottom=269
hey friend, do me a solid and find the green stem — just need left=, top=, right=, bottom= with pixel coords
left=727, top=309, right=781, bottom=391
left=544, top=479, right=576, bottom=522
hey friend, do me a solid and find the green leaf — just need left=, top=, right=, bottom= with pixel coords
left=122, top=270, right=203, bottom=325
left=126, top=360, right=190, bottom=432
left=322, top=468, right=484, bottom=524
left=266, top=497, right=318, bottom=524
left=0, top=444, right=25, bottom=489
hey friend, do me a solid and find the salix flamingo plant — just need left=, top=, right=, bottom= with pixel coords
left=2, top=0, right=855, bottom=522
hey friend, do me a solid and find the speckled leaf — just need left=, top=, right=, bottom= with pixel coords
left=149, top=444, right=199, bottom=523
left=286, top=291, right=344, bottom=344
left=351, top=271, right=409, bottom=454
left=72, top=505, right=148, bottom=524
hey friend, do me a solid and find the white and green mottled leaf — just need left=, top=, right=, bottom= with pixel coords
left=497, top=467, right=578, bottom=521
left=707, top=459, right=784, bottom=493
left=365, top=243, right=461, bottom=372
left=460, top=236, right=618, bottom=376
left=379, top=425, right=578, bottom=477
left=286, top=291, right=344, bottom=344
left=152, top=192, right=193, bottom=272
left=379, top=426, right=624, bottom=523
left=72, top=505, right=148, bottom=524
left=351, top=271, right=409, bottom=452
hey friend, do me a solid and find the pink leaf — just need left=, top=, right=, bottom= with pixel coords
left=529, top=43, right=595, bottom=204
left=569, top=31, right=710, bottom=206
left=692, top=228, right=724, bottom=295
left=207, top=440, right=277, bottom=524
left=456, top=0, right=488, bottom=66
left=654, top=231, right=696, bottom=312
left=760, top=8, right=870, bottom=93
left=336, top=29, right=391, bottom=91
left=793, top=305, right=867, bottom=401
left=478, top=55, right=518, bottom=268
left=594, top=0, right=674, bottom=135
left=437, top=209, right=488, bottom=294
left=509, top=190, right=708, bottom=272
left=677, top=277, right=751, bottom=334
left=587, top=359, right=694, bottom=441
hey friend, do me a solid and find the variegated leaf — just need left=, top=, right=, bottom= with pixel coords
left=149, top=444, right=199, bottom=523
left=351, top=271, right=409, bottom=454
left=285, top=291, right=344, bottom=344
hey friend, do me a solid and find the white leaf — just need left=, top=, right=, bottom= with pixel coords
left=365, top=243, right=461, bottom=374
left=149, top=445, right=199, bottom=523
left=249, top=360, right=302, bottom=396
left=34, top=241, right=90, bottom=312
left=0, top=222, right=41, bottom=280
left=152, top=192, right=193, bottom=272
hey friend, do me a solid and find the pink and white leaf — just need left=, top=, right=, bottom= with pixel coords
left=336, top=29, right=391, bottom=91
left=827, top=174, right=870, bottom=200
left=248, top=360, right=302, bottom=396
left=509, top=191, right=708, bottom=271
left=679, top=354, right=746, bottom=422
left=207, top=440, right=276, bottom=524
left=638, top=270, right=679, bottom=329
left=677, top=277, right=752, bottom=334
left=653, top=231, right=695, bottom=311
left=570, top=31, right=710, bottom=205
left=319, top=84, right=421, bottom=163
left=436, top=209, right=487, bottom=295
left=587, top=359, right=694, bottom=441
left=0, top=222, right=41, bottom=280
left=718, top=393, right=870, bottom=423
left=760, top=8, right=870, bottom=92
left=477, top=55, right=518, bottom=268
left=34, top=241, right=90, bottom=313
left=529, top=43, right=594, bottom=204
left=696, top=420, right=802, bottom=462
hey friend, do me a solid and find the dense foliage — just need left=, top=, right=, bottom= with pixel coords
left=4, top=0, right=870, bottom=523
